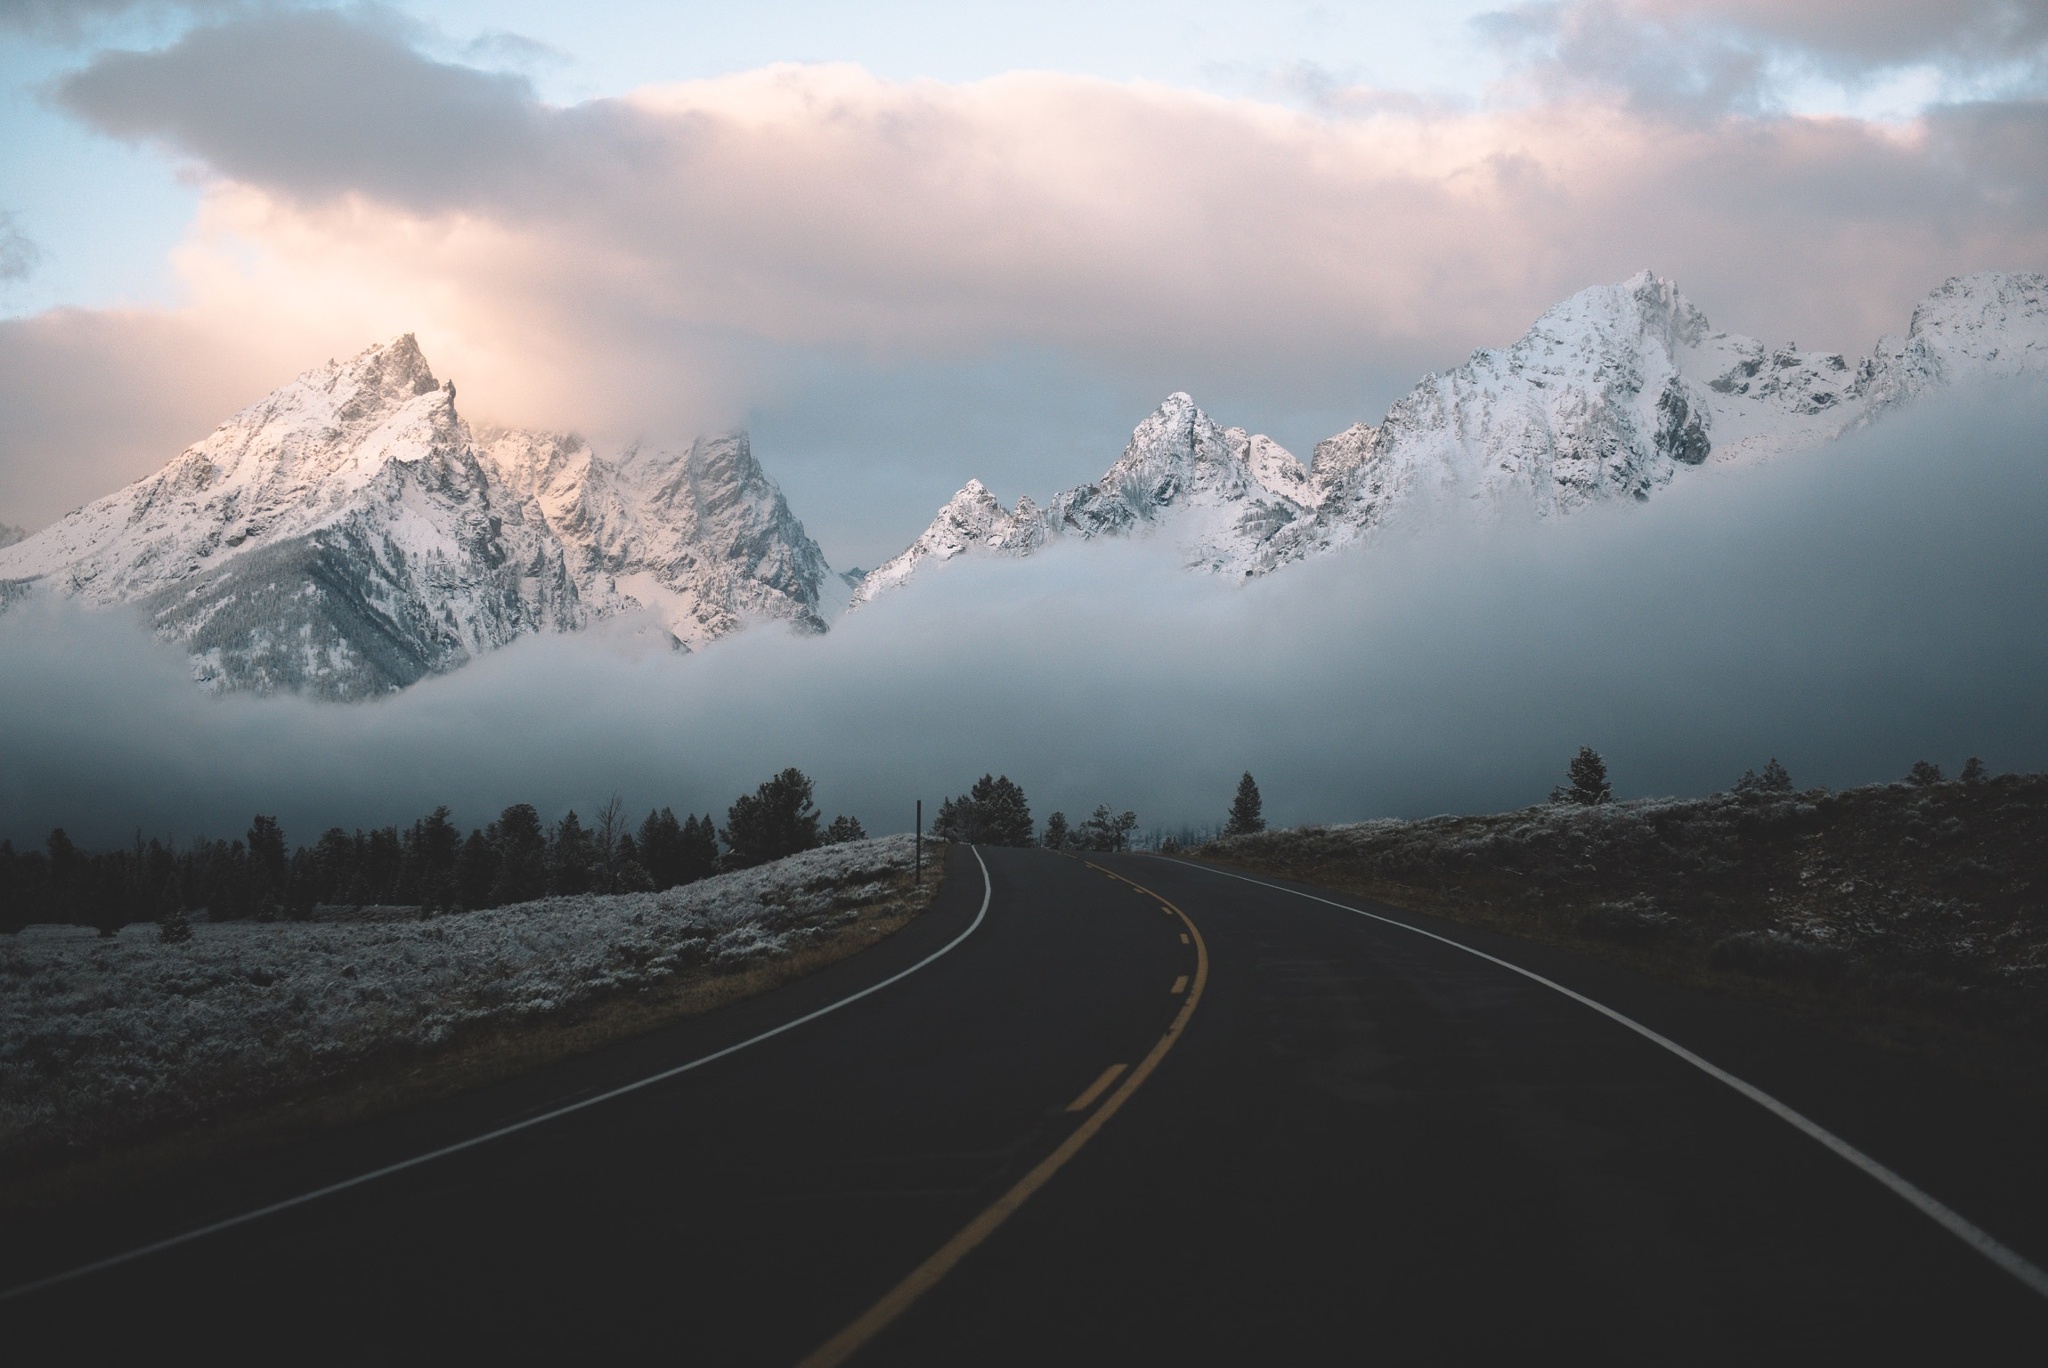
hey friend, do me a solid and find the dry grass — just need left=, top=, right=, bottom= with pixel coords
left=1197, top=776, right=2048, bottom=1083
left=1, top=862, right=942, bottom=1218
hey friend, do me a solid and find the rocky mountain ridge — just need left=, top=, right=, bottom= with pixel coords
left=0, top=337, right=829, bottom=699
left=4, top=269, right=2042, bottom=696
left=854, top=269, right=2048, bottom=602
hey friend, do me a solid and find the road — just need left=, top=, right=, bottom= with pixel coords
left=5, top=844, right=2047, bottom=1363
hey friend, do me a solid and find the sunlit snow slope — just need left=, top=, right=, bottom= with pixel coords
left=854, top=270, right=2048, bottom=602
left=0, top=338, right=829, bottom=698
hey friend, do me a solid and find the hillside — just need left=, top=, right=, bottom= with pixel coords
left=1200, top=772, right=2048, bottom=1046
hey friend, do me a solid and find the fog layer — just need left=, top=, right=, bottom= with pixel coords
left=3, top=388, right=2044, bottom=848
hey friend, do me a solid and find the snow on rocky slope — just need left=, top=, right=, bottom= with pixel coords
left=0, top=835, right=925, bottom=1162
left=478, top=427, right=829, bottom=649
left=0, top=338, right=830, bottom=697
left=857, top=270, right=2048, bottom=601
left=854, top=394, right=1320, bottom=601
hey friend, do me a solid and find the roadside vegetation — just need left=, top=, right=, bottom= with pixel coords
left=1198, top=751, right=2048, bottom=1048
left=928, top=774, right=1141, bottom=852
left=0, top=771, right=869, bottom=934
left=0, top=768, right=926, bottom=1194
left=1, top=834, right=940, bottom=1187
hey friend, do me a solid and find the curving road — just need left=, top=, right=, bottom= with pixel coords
left=5, top=845, right=2047, bottom=1363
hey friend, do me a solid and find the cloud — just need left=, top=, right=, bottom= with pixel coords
left=57, top=8, right=544, bottom=210
left=0, top=0, right=233, bottom=39
left=4, top=383, right=2044, bottom=850
left=7, top=8, right=2045, bottom=553
left=0, top=211, right=42, bottom=282
left=1478, top=1, right=2048, bottom=118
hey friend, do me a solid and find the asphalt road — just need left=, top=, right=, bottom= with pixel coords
left=6, top=844, right=2047, bottom=1364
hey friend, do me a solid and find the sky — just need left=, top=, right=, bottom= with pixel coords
left=2, top=0, right=2046, bottom=566
left=0, top=1, right=2045, bottom=841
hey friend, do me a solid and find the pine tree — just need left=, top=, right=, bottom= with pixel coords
left=454, top=828, right=498, bottom=909
left=1041, top=812, right=1070, bottom=850
left=823, top=814, right=867, bottom=844
left=678, top=814, right=720, bottom=883
left=1760, top=758, right=1793, bottom=792
left=1078, top=805, right=1139, bottom=852
left=930, top=795, right=977, bottom=842
left=488, top=804, right=549, bottom=905
left=1224, top=772, right=1265, bottom=836
left=1551, top=747, right=1611, bottom=806
left=970, top=775, right=1034, bottom=847
left=1905, top=760, right=1944, bottom=786
left=637, top=808, right=684, bottom=889
left=721, top=769, right=822, bottom=868
left=1960, top=757, right=1989, bottom=783
left=549, top=811, right=594, bottom=894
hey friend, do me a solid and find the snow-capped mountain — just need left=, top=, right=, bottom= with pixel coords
left=477, top=427, right=829, bottom=649
left=857, top=270, right=2048, bottom=601
left=5, top=270, right=2041, bottom=697
left=852, top=395, right=1320, bottom=602
left=0, top=337, right=829, bottom=698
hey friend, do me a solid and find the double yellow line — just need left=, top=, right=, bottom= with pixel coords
left=797, top=861, right=1209, bottom=1368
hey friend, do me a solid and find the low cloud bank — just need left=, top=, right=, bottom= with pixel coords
left=2, top=387, right=2044, bottom=848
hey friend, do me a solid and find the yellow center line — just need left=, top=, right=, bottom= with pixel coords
left=795, top=861, right=1210, bottom=1368
left=1064, top=1063, right=1128, bottom=1113
left=1170, top=975, right=1188, bottom=995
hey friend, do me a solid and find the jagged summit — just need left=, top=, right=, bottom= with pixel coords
left=856, top=269, right=2048, bottom=603
left=0, top=340, right=829, bottom=697
left=6, top=270, right=2041, bottom=694
left=851, top=395, right=1315, bottom=604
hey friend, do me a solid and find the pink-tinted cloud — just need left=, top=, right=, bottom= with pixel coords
left=6, top=9, right=2045, bottom=539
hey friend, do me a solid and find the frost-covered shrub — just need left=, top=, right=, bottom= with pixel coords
left=0, top=835, right=924, bottom=1164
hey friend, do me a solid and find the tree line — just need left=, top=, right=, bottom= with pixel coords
left=0, top=767, right=865, bottom=935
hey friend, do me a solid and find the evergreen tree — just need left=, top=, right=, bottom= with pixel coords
left=313, top=827, right=355, bottom=907
left=46, top=828, right=85, bottom=925
left=1078, top=805, right=1139, bottom=852
left=488, top=804, right=549, bottom=905
left=454, top=828, right=499, bottom=909
left=823, top=814, right=867, bottom=844
left=1906, top=759, right=1944, bottom=786
left=721, top=769, right=822, bottom=868
left=1960, top=757, right=1989, bottom=783
left=1224, top=772, right=1265, bottom=836
left=1041, top=811, right=1070, bottom=850
left=158, top=903, right=193, bottom=944
left=549, top=811, right=595, bottom=894
left=930, top=795, right=977, bottom=842
left=637, top=808, right=686, bottom=889
left=930, top=775, right=1032, bottom=846
left=1734, top=758, right=1794, bottom=796
left=1551, top=747, right=1611, bottom=806
left=678, top=814, right=720, bottom=884
left=246, top=815, right=288, bottom=918
left=408, top=806, right=460, bottom=910
left=970, top=775, right=1033, bottom=846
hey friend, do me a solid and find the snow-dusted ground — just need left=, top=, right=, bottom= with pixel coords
left=1, top=835, right=926, bottom=1164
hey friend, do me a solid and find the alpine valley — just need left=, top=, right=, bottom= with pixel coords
left=3, top=270, right=2043, bottom=700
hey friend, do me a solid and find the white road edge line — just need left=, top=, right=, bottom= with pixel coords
left=1166, top=858, right=2048, bottom=1302
left=2, top=847, right=995, bottom=1304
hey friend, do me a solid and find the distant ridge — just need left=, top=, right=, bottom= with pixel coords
left=852, top=270, right=2048, bottom=603
left=4, top=272, right=2042, bottom=697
